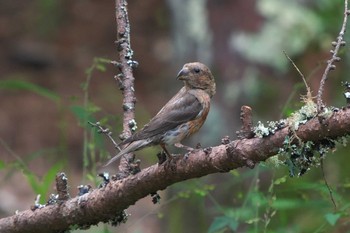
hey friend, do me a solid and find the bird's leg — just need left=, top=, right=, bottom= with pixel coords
left=156, top=151, right=167, bottom=165
left=160, top=144, right=172, bottom=159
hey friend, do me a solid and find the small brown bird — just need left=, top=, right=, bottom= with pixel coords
left=105, top=62, right=216, bottom=166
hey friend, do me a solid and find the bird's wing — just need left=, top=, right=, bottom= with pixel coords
left=124, top=92, right=203, bottom=143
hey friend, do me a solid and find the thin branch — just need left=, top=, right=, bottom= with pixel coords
left=1, top=108, right=350, bottom=233
left=320, top=160, right=337, bottom=211
left=88, top=121, right=121, bottom=151
left=283, top=50, right=312, bottom=100
left=114, top=0, right=138, bottom=176
left=317, top=0, right=349, bottom=113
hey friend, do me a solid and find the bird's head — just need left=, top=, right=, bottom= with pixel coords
left=176, top=62, right=216, bottom=98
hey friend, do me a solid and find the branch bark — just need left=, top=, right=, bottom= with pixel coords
left=113, top=0, right=138, bottom=176
left=317, top=0, right=349, bottom=113
left=1, top=107, right=350, bottom=233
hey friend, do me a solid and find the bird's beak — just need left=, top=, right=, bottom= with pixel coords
left=176, top=67, right=190, bottom=80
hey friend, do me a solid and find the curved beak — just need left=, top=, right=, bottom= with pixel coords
left=176, top=67, right=190, bottom=80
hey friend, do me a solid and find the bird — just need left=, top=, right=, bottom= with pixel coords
left=105, top=62, right=216, bottom=166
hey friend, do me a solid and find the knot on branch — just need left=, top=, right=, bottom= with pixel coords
left=56, top=172, right=70, bottom=202
left=221, top=135, right=231, bottom=145
left=98, top=172, right=110, bottom=188
left=77, top=185, right=92, bottom=196
left=236, top=105, right=254, bottom=139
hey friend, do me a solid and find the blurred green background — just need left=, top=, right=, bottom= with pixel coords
left=1, top=0, right=350, bottom=232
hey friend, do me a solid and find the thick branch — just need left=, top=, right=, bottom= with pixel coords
left=1, top=107, right=350, bottom=233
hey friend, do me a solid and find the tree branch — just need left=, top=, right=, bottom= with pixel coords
left=113, top=0, right=138, bottom=176
left=1, top=107, right=350, bottom=233
left=317, top=0, right=349, bottom=113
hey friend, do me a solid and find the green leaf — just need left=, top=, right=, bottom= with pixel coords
left=41, top=162, right=64, bottom=195
left=324, top=213, right=341, bottom=226
left=70, top=105, right=97, bottom=126
left=208, top=216, right=238, bottom=233
left=0, top=80, right=60, bottom=103
left=274, top=176, right=287, bottom=185
left=194, top=188, right=207, bottom=197
left=86, top=173, right=95, bottom=183
left=96, top=63, right=107, bottom=72
left=246, top=217, right=260, bottom=224
left=24, top=171, right=42, bottom=194
left=0, top=160, right=5, bottom=170
left=177, top=191, right=191, bottom=199
left=22, top=161, right=63, bottom=203
left=271, top=198, right=304, bottom=209
left=228, top=220, right=239, bottom=231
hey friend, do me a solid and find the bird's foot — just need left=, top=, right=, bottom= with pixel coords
left=160, top=144, right=173, bottom=158
left=174, top=143, right=194, bottom=151
left=157, top=151, right=167, bottom=165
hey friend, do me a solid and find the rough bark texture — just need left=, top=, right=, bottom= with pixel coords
left=1, top=107, right=350, bottom=233
left=114, top=0, right=137, bottom=176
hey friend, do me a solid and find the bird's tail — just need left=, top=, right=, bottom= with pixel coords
left=104, top=139, right=151, bottom=166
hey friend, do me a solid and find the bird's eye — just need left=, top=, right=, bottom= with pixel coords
left=194, top=67, right=200, bottom=73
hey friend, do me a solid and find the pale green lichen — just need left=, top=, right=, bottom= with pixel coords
left=128, top=119, right=138, bottom=132
left=278, top=138, right=317, bottom=176
left=254, top=91, right=349, bottom=177
left=253, top=121, right=270, bottom=138
left=274, top=134, right=344, bottom=177
left=338, top=136, right=349, bottom=147
left=253, top=96, right=318, bottom=138
left=253, top=120, right=286, bottom=138
left=287, top=98, right=317, bottom=131
left=265, top=155, right=285, bottom=167
left=318, top=106, right=334, bottom=120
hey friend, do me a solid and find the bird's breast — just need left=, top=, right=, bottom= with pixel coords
left=162, top=90, right=211, bottom=145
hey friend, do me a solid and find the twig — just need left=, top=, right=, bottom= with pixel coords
left=280, top=64, right=322, bottom=119
left=320, top=159, right=337, bottom=211
left=0, top=138, right=25, bottom=164
left=283, top=50, right=312, bottom=100
left=317, top=0, right=349, bottom=113
left=114, top=0, right=138, bottom=175
left=88, top=121, right=121, bottom=151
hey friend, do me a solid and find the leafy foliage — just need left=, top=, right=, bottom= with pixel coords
left=0, top=79, right=60, bottom=103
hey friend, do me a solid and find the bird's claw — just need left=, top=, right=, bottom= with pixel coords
left=157, top=151, right=167, bottom=165
left=174, top=143, right=194, bottom=151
